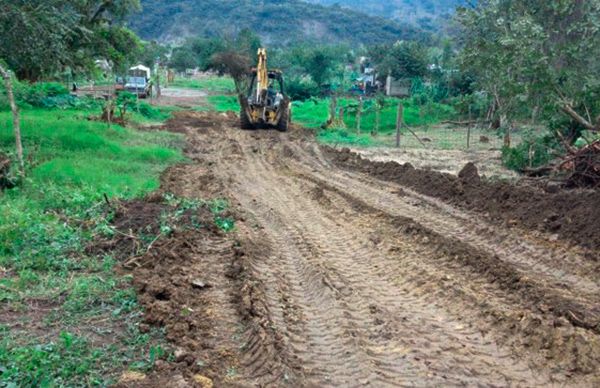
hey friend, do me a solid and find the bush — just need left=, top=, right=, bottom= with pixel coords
left=286, top=77, right=320, bottom=101
left=23, top=82, right=69, bottom=107
left=137, top=102, right=169, bottom=121
left=502, top=133, right=560, bottom=171
left=1, top=81, right=94, bottom=110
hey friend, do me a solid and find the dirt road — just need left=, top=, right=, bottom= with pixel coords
left=139, top=111, right=599, bottom=387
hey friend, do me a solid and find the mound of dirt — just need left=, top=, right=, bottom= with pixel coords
left=325, top=147, right=600, bottom=252
left=458, top=162, right=481, bottom=184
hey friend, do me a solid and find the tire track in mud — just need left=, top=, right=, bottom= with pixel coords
left=290, top=142, right=600, bottom=300
left=172, top=112, right=600, bottom=386
left=294, top=172, right=600, bottom=376
left=209, top=127, right=552, bottom=386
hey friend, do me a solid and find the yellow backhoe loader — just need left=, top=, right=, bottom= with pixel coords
left=239, top=48, right=291, bottom=131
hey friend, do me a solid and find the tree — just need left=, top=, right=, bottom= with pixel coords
left=373, top=41, right=429, bottom=80
left=210, top=51, right=252, bottom=95
left=300, top=48, right=336, bottom=87
left=0, top=1, right=78, bottom=80
left=170, top=47, right=198, bottom=72
left=0, top=0, right=141, bottom=81
left=189, top=37, right=227, bottom=70
left=235, top=28, right=262, bottom=59
left=138, top=41, right=170, bottom=68
left=0, top=64, right=24, bottom=175
left=457, top=0, right=600, bottom=137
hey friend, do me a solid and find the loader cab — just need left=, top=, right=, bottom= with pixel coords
left=240, top=63, right=291, bottom=132
left=247, top=69, right=285, bottom=107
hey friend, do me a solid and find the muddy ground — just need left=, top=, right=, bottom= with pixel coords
left=349, top=147, right=518, bottom=179
left=114, top=111, right=599, bottom=387
left=326, top=147, right=600, bottom=252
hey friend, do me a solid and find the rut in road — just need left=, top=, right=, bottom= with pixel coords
left=177, top=112, right=600, bottom=387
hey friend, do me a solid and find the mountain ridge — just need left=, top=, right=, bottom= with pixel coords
left=130, top=0, right=431, bottom=46
left=305, top=0, right=469, bottom=30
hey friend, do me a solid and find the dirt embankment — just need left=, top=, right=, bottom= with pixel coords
left=324, top=147, right=600, bottom=252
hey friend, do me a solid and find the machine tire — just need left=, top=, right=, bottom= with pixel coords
left=240, top=108, right=255, bottom=130
left=276, top=107, right=290, bottom=132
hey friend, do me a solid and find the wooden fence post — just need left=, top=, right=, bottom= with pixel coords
left=396, top=102, right=403, bottom=148
left=467, top=105, right=472, bottom=149
left=356, top=97, right=363, bottom=133
left=325, top=95, right=337, bottom=128
left=374, top=106, right=380, bottom=136
left=467, top=126, right=471, bottom=149
left=504, top=123, right=512, bottom=148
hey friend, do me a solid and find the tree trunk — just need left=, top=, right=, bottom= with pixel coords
left=561, top=103, right=599, bottom=131
left=374, top=107, right=380, bottom=136
left=356, top=97, right=363, bottom=133
left=0, top=65, right=24, bottom=175
left=324, top=95, right=337, bottom=128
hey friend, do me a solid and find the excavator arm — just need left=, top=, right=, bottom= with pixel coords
left=256, top=48, right=269, bottom=105
left=240, top=48, right=291, bottom=132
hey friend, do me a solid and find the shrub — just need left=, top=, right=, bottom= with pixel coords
left=286, top=77, right=320, bottom=101
left=502, top=133, right=560, bottom=171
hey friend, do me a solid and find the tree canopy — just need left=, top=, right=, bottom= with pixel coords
left=0, top=0, right=142, bottom=80
left=457, top=0, right=600, bottom=136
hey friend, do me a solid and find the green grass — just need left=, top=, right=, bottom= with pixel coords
left=208, top=95, right=240, bottom=112
left=170, top=76, right=236, bottom=94
left=316, top=129, right=380, bottom=147
left=0, top=107, right=184, bottom=385
left=206, top=92, right=456, bottom=148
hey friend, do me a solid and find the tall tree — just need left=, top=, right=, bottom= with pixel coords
left=457, top=0, right=600, bottom=135
left=0, top=64, right=24, bottom=174
left=0, top=0, right=141, bottom=81
left=372, top=41, right=429, bottom=80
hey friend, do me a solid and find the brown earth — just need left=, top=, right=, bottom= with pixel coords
left=325, top=147, right=600, bottom=252
left=115, top=111, right=600, bottom=386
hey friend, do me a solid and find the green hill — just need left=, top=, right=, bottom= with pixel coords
left=305, top=0, right=468, bottom=31
left=130, top=0, right=430, bottom=46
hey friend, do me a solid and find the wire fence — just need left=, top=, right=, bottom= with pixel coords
left=334, top=100, right=522, bottom=152
left=391, top=124, right=509, bottom=151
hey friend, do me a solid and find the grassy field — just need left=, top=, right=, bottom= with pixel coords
left=0, top=107, right=184, bottom=386
left=207, top=93, right=457, bottom=147
left=170, top=76, right=236, bottom=94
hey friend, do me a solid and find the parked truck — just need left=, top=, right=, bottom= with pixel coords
left=125, top=65, right=152, bottom=98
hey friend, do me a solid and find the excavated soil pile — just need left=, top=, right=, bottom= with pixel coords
left=325, top=147, right=600, bottom=251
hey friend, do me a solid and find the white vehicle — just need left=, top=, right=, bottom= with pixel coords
left=125, top=65, right=152, bottom=98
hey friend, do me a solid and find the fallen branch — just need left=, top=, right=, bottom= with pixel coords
left=561, top=103, right=600, bottom=132
left=559, top=140, right=600, bottom=188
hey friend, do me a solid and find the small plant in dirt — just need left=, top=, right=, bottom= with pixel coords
left=98, top=194, right=236, bottom=263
